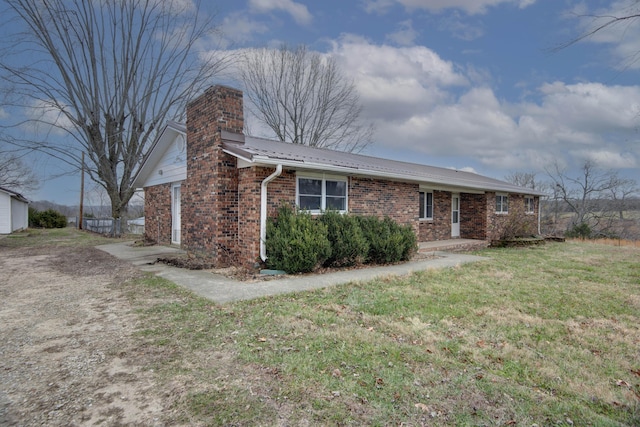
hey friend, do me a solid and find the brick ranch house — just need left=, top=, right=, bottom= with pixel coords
left=132, top=85, right=545, bottom=269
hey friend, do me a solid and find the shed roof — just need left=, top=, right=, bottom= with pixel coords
left=221, top=131, right=545, bottom=196
left=0, top=186, right=29, bottom=203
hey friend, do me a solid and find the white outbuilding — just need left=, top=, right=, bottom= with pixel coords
left=0, top=186, right=29, bottom=234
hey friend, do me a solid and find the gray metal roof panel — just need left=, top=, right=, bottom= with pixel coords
left=221, top=131, right=545, bottom=195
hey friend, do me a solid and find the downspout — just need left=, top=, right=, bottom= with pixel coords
left=537, top=196, right=542, bottom=235
left=260, top=164, right=283, bottom=262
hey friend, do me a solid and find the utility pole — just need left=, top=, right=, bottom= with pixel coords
left=79, top=152, right=84, bottom=230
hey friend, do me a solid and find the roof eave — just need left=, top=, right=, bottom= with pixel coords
left=228, top=153, right=544, bottom=196
left=132, top=122, right=186, bottom=189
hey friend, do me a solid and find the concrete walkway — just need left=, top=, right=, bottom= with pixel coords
left=97, top=242, right=489, bottom=304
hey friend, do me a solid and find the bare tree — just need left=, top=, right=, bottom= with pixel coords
left=605, top=174, right=639, bottom=220
left=545, top=160, right=638, bottom=237
left=0, top=148, right=38, bottom=193
left=555, top=2, right=640, bottom=51
left=552, top=1, right=640, bottom=70
left=504, top=171, right=538, bottom=190
left=240, top=44, right=374, bottom=153
left=0, top=0, right=228, bottom=218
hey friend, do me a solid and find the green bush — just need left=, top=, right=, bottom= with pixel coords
left=319, top=210, right=369, bottom=268
left=565, top=222, right=592, bottom=239
left=356, top=216, right=417, bottom=264
left=266, top=205, right=331, bottom=273
left=29, top=208, right=67, bottom=229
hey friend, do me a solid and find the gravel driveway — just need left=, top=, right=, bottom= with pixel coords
left=0, top=244, right=170, bottom=426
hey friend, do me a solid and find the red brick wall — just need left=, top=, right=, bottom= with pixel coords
left=460, top=192, right=487, bottom=240
left=143, top=183, right=172, bottom=244
left=266, top=169, right=297, bottom=214
left=486, top=193, right=539, bottom=240
left=236, top=168, right=297, bottom=267
left=181, top=85, right=244, bottom=266
left=349, top=177, right=418, bottom=234
left=237, top=167, right=262, bottom=268
left=418, top=190, right=453, bottom=241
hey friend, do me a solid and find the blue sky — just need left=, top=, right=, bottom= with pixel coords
left=8, top=0, right=640, bottom=205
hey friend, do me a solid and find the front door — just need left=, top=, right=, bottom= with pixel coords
left=451, top=193, right=460, bottom=238
left=171, top=183, right=181, bottom=244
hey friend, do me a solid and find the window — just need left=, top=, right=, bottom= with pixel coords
left=419, top=191, right=433, bottom=219
left=525, top=196, right=535, bottom=214
left=496, top=194, right=509, bottom=213
left=297, top=175, right=347, bottom=212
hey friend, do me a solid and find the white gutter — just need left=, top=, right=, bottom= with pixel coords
left=260, top=164, right=283, bottom=262
left=538, top=196, right=542, bottom=235
left=223, top=153, right=545, bottom=197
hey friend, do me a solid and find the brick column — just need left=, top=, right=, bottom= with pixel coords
left=181, top=85, right=244, bottom=267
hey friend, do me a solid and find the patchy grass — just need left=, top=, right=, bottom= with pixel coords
left=126, top=241, right=640, bottom=426
left=6, top=230, right=637, bottom=424
left=0, top=227, right=136, bottom=248
left=570, top=237, right=640, bottom=248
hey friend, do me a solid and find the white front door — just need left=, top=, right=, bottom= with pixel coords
left=451, top=193, right=460, bottom=238
left=171, top=183, right=181, bottom=244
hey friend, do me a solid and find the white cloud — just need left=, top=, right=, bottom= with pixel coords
left=0, top=108, right=7, bottom=120
left=248, top=0, right=312, bottom=25
left=231, top=37, right=638, bottom=174
left=23, top=100, right=74, bottom=137
left=149, top=0, right=196, bottom=15
left=578, top=150, right=637, bottom=169
left=326, top=37, right=639, bottom=172
left=517, top=82, right=640, bottom=149
left=437, top=12, right=485, bottom=40
left=570, top=0, right=640, bottom=69
left=386, top=20, right=419, bottom=46
left=363, top=0, right=396, bottom=14
left=219, top=12, right=270, bottom=46
left=364, top=0, right=536, bottom=15
left=330, top=35, right=468, bottom=122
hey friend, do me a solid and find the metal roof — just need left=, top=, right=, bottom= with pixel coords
left=221, top=131, right=545, bottom=196
left=0, top=186, right=29, bottom=203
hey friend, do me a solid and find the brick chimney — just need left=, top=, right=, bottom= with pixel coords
left=181, top=85, right=244, bottom=265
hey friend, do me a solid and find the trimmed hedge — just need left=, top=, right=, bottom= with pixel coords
left=265, top=205, right=331, bottom=273
left=266, top=205, right=418, bottom=274
left=319, top=210, right=369, bottom=268
left=356, top=216, right=417, bottom=264
left=29, top=208, right=67, bottom=229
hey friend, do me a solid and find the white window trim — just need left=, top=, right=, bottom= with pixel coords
left=296, top=172, right=348, bottom=214
left=419, top=189, right=434, bottom=221
left=525, top=196, right=535, bottom=214
left=496, top=193, right=509, bottom=214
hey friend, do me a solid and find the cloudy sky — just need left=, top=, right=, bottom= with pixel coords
left=7, top=0, right=640, bottom=204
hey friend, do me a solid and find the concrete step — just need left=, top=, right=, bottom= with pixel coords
left=418, top=239, right=488, bottom=254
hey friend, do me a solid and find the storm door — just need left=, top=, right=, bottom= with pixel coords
left=451, top=193, right=460, bottom=238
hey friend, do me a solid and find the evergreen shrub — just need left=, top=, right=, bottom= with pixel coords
left=565, top=222, right=592, bottom=239
left=266, top=205, right=331, bottom=273
left=29, top=208, right=67, bottom=229
left=356, top=216, right=417, bottom=264
left=319, top=210, right=369, bottom=267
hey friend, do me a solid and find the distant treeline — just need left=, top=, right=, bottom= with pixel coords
left=29, top=201, right=144, bottom=219
left=541, top=197, right=640, bottom=214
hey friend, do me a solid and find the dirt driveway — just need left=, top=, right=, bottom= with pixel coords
left=0, top=244, right=172, bottom=426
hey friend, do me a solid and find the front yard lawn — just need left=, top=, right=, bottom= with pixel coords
left=132, top=241, right=640, bottom=426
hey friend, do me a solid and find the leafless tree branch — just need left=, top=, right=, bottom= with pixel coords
left=0, top=0, right=230, bottom=217
left=544, top=160, right=638, bottom=237
left=240, top=44, right=374, bottom=153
